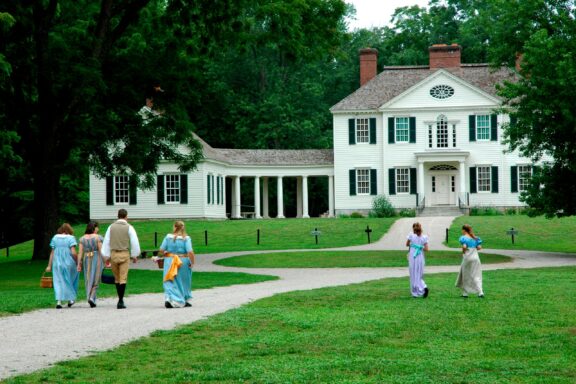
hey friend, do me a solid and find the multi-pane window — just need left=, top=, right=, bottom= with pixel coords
left=356, top=118, right=369, bottom=143
left=451, top=175, right=455, bottom=192
left=477, top=166, right=491, bottom=192
left=114, top=176, right=129, bottom=204
left=476, top=115, right=491, bottom=140
left=395, top=117, right=409, bottom=143
left=452, top=124, right=457, bottom=147
left=431, top=176, right=436, bottom=192
left=428, top=125, right=433, bottom=148
left=165, top=174, right=180, bottom=203
left=518, top=165, right=532, bottom=192
left=396, top=168, right=410, bottom=194
left=356, top=169, right=370, bottom=195
left=436, top=115, right=448, bottom=148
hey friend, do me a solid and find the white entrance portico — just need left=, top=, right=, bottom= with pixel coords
left=415, top=151, right=469, bottom=207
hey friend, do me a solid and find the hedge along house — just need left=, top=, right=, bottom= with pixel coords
left=89, top=134, right=334, bottom=220
left=330, top=44, right=538, bottom=216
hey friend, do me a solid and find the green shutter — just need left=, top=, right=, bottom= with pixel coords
left=491, top=166, right=499, bottom=193
left=220, top=177, right=224, bottom=204
left=470, top=167, right=477, bottom=193
left=106, top=176, right=114, bottom=205
left=157, top=175, right=165, bottom=204
left=490, top=114, right=498, bottom=141
left=129, top=177, right=137, bottom=205
left=206, top=175, right=212, bottom=204
left=511, top=166, right=518, bottom=193
left=409, top=168, right=417, bottom=195
left=349, top=119, right=356, bottom=145
left=409, top=117, right=416, bottom=143
left=370, top=169, right=377, bottom=195
left=180, top=174, right=188, bottom=204
left=349, top=169, right=356, bottom=196
left=369, top=118, right=377, bottom=144
left=388, top=168, right=396, bottom=195
left=469, top=115, right=476, bottom=142
left=388, top=117, right=395, bottom=144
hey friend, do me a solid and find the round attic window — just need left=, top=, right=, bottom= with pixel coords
left=430, top=84, right=454, bottom=99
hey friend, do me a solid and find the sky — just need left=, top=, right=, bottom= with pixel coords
left=345, top=0, right=430, bottom=30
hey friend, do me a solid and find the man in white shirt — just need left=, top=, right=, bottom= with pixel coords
left=101, top=209, right=141, bottom=309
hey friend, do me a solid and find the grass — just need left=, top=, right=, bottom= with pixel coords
left=7, top=267, right=576, bottom=383
left=0, top=260, right=277, bottom=317
left=214, top=250, right=511, bottom=268
left=0, top=217, right=396, bottom=263
left=447, top=215, right=576, bottom=253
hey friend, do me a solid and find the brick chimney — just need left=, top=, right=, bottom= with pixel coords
left=359, top=48, right=378, bottom=86
left=429, top=44, right=461, bottom=70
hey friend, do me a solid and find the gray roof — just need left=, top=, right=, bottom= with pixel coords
left=330, top=64, right=517, bottom=112
left=194, top=134, right=333, bottom=166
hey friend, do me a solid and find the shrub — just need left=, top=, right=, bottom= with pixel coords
left=470, top=207, right=503, bottom=216
left=398, top=208, right=416, bottom=217
left=350, top=212, right=364, bottom=218
left=372, top=195, right=396, bottom=218
left=338, top=213, right=350, bottom=218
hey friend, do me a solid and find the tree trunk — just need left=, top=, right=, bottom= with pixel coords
left=31, top=165, right=61, bottom=260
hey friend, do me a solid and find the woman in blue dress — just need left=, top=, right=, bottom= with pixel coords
left=456, top=224, right=484, bottom=298
left=77, top=221, right=104, bottom=308
left=159, top=221, right=195, bottom=308
left=45, top=223, right=79, bottom=309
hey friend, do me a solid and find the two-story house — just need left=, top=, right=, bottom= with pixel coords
left=331, top=44, right=534, bottom=215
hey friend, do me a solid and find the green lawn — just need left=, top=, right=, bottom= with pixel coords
left=447, top=215, right=576, bottom=253
left=0, top=218, right=396, bottom=263
left=0, top=260, right=277, bottom=316
left=215, top=250, right=510, bottom=268
left=8, top=267, right=575, bottom=383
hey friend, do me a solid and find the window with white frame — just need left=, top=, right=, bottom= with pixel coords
left=356, top=169, right=370, bottom=195
left=396, top=168, right=410, bottom=194
left=356, top=118, right=369, bottom=143
left=518, top=165, right=532, bottom=192
left=436, top=115, right=448, bottom=148
left=476, top=115, right=491, bottom=140
left=477, top=166, right=491, bottom=192
left=114, top=176, right=129, bottom=204
left=165, top=174, right=181, bottom=203
left=452, top=124, right=457, bottom=147
left=395, top=117, right=409, bottom=143
left=428, top=124, right=433, bottom=148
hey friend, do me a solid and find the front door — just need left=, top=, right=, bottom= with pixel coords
left=432, top=174, right=450, bottom=205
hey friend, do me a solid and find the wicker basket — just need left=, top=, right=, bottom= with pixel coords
left=157, top=258, right=164, bottom=269
left=40, top=272, right=53, bottom=288
left=101, top=269, right=115, bottom=285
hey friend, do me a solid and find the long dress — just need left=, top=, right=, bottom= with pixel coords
left=80, top=235, right=104, bottom=303
left=160, top=234, right=193, bottom=308
left=50, top=234, right=79, bottom=302
left=407, top=233, right=428, bottom=297
left=456, top=235, right=484, bottom=295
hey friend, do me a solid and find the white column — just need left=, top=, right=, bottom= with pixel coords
left=302, top=176, right=310, bottom=218
left=234, top=176, right=241, bottom=219
left=459, top=160, right=466, bottom=194
left=418, top=161, right=425, bottom=196
left=328, top=175, right=335, bottom=217
left=254, top=176, right=261, bottom=219
left=296, top=177, right=303, bottom=218
left=230, top=177, right=236, bottom=218
left=277, top=176, right=285, bottom=218
left=262, top=177, right=269, bottom=218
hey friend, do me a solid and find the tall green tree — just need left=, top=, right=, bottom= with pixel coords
left=0, top=0, right=251, bottom=259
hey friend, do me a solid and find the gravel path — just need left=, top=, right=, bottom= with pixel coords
left=1, top=216, right=575, bottom=380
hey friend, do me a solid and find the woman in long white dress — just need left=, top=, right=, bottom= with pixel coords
left=456, top=224, right=484, bottom=298
left=406, top=222, right=429, bottom=298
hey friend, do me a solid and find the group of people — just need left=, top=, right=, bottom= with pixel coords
left=46, top=209, right=195, bottom=309
left=406, top=222, right=484, bottom=298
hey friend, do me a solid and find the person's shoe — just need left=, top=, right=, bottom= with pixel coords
left=184, top=302, right=192, bottom=307
left=461, top=295, right=469, bottom=298
left=479, top=294, right=485, bottom=299
left=423, top=287, right=429, bottom=298
left=165, top=301, right=173, bottom=309
left=117, top=300, right=126, bottom=309
left=56, top=304, right=63, bottom=309
left=88, top=299, right=96, bottom=308
left=67, top=301, right=75, bottom=308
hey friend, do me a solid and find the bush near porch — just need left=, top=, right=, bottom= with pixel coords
left=0, top=218, right=397, bottom=263
left=446, top=215, right=576, bottom=253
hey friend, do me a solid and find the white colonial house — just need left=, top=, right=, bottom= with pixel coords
left=90, top=44, right=534, bottom=220
left=331, top=44, right=535, bottom=216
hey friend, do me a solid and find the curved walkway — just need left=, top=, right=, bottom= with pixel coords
left=1, top=217, right=575, bottom=380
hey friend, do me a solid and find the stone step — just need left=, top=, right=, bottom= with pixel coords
left=417, top=206, right=465, bottom=217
